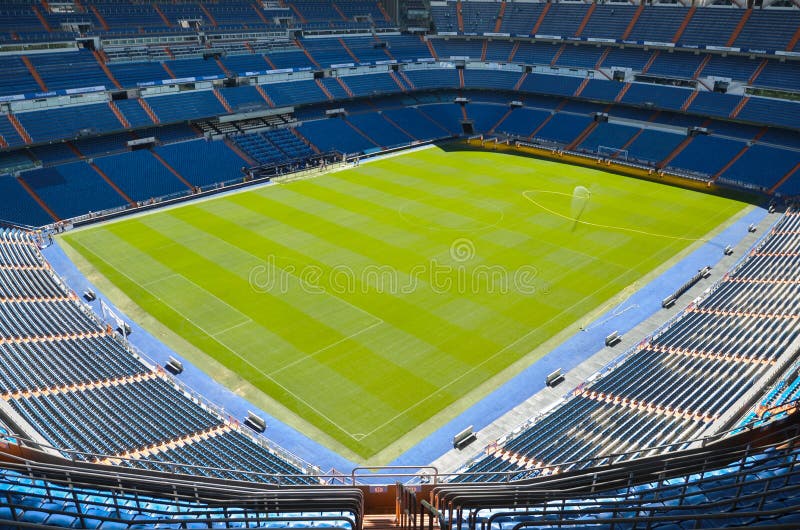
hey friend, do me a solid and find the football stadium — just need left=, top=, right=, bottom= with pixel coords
left=0, top=0, right=798, bottom=527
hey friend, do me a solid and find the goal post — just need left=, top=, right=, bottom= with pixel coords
left=597, top=145, right=629, bottom=161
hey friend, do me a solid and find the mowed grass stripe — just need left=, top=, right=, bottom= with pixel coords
left=161, top=202, right=488, bottom=396
left=72, top=222, right=437, bottom=441
left=321, top=163, right=642, bottom=285
left=61, top=235, right=326, bottom=405
left=222, top=192, right=514, bottom=350
left=185, top=198, right=512, bottom=370
left=72, top=226, right=318, bottom=360
left=231, top=190, right=440, bottom=274
left=144, top=210, right=380, bottom=337
left=105, top=220, right=353, bottom=354
left=181, top=199, right=487, bottom=370
left=156, top=199, right=505, bottom=443
left=327, top=166, right=516, bottom=234
left=160, top=206, right=476, bottom=379
left=63, top=146, right=748, bottom=459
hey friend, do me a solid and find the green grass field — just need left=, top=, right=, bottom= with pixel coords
left=61, top=146, right=748, bottom=462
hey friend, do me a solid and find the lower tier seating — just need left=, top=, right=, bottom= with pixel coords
left=0, top=229, right=316, bottom=484
left=455, top=210, right=800, bottom=482
left=432, top=417, right=800, bottom=528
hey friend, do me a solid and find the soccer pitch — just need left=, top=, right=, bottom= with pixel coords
left=61, top=145, right=749, bottom=461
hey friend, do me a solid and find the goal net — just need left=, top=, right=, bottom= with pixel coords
left=598, top=145, right=629, bottom=161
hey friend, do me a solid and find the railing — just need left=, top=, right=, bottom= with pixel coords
left=0, top=444, right=364, bottom=529
left=418, top=413, right=800, bottom=530
left=452, top=400, right=800, bottom=484
left=0, top=398, right=797, bottom=492
left=0, top=429, right=319, bottom=487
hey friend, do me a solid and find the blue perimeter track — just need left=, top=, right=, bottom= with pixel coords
left=45, top=203, right=770, bottom=473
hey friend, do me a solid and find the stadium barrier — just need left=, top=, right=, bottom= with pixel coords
left=467, top=136, right=721, bottom=194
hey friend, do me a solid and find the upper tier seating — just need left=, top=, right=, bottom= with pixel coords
left=645, top=51, right=704, bottom=79
left=513, top=41, right=560, bottom=65
left=432, top=39, right=484, bottom=60
left=0, top=56, right=39, bottom=96
left=554, top=45, right=604, bottom=69
left=163, top=57, right=225, bottom=79
left=738, top=97, right=800, bottom=130
left=520, top=74, right=583, bottom=98
left=463, top=69, right=521, bottom=91
left=627, top=6, right=687, bottom=43
left=115, top=98, right=157, bottom=128
left=145, top=91, right=227, bottom=124
left=535, top=3, right=589, bottom=38
left=382, top=35, right=431, bottom=61
left=403, top=69, right=460, bottom=90
left=620, top=83, right=693, bottom=111
left=339, top=73, right=403, bottom=98
left=261, top=79, right=330, bottom=107
left=687, top=91, right=742, bottom=117
left=221, top=53, right=274, bottom=76
left=499, top=3, right=546, bottom=35
left=73, top=132, right=130, bottom=158
left=679, top=8, right=742, bottom=47
left=215, top=85, right=268, bottom=112
left=303, top=39, right=356, bottom=68
left=735, top=9, right=800, bottom=50
left=753, top=61, right=800, bottom=92
left=700, top=54, right=761, bottom=82
left=27, top=51, right=111, bottom=91
left=0, top=117, right=25, bottom=150
left=581, top=4, right=637, bottom=41
left=580, top=79, right=625, bottom=101
left=16, top=104, right=123, bottom=144
left=341, top=36, right=396, bottom=64
left=461, top=1, right=502, bottom=34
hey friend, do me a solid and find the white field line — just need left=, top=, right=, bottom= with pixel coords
left=357, top=189, right=723, bottom=440
left=83, top=248, right=363, bottom=439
